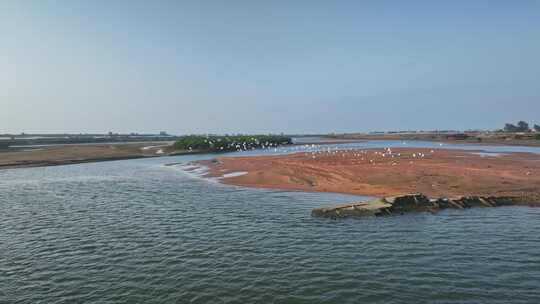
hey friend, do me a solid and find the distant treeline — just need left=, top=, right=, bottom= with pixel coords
left=503, top=121, right=540, bottom=133
left=173, top=135, right=293, bottom=152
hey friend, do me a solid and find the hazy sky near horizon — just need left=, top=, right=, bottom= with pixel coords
left=1, top=1, right=539, bottom=134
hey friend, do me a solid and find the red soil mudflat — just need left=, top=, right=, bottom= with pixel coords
left=201, top=148, right=540, bottom=198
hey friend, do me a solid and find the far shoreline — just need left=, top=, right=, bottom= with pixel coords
left=324, top=133, right=540, bottom=147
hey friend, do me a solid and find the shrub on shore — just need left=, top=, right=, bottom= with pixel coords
left=173, top=135, right=292, bottom=152
left=504, top=121, right=530, bottom=133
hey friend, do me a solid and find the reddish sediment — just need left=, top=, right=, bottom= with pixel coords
left=200, top=148, right=540, bottom=199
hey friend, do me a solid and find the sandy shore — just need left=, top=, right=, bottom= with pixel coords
left=0, top=143, right=167, bottom=169
left=200, top=148, right=540, bottom=198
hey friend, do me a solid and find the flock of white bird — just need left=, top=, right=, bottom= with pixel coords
left=297, top=145, right=437, bottom=166
left=196, top=138, right=284, bottom=152
left=224, top=142, right=440, bottom=167
left=224, top=142, right=534, bottom=176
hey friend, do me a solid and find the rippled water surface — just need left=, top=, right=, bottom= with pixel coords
left=2, top=141, right=540, bottom=303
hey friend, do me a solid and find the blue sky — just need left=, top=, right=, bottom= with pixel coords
left=1, top=1, right=539, bottom=134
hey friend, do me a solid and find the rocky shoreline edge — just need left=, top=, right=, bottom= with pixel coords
left=312, top=194, right=540, bottom=219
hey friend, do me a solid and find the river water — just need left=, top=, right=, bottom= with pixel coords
left=1, top=140, right=540, bottom=303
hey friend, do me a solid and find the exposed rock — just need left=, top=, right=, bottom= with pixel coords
left=311, top=193, right=539, bottom=219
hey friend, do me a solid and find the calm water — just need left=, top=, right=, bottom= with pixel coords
left=1, top=141, right=540, bottom=303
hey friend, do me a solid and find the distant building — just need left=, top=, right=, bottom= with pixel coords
left=159, top=131, right=169, bottom=136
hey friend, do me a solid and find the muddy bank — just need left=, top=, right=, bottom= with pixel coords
left=0, top=144, right=164, bottom=169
